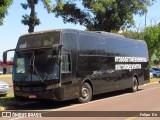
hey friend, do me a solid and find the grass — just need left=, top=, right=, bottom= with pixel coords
left=0, top=94, right=16, bottom=110
left=150, top=78, right=160, bottom=83
left=0, top=74, right=12, bottom=78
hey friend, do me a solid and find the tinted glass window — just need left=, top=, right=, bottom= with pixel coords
left=96, top=37, right=107, bottom=55
left=79, top=34, right=97, bottom=55
left=106, top=37, right=148, bottom=58
left=104, top=37, right=126, bottom=56
left=14, top=49, right=59, bottom=81
left=79, top=33, right=148, bottom=58
left=61, top=50, right=71, bottom=73
left=17, top=32, right=60, bottom=49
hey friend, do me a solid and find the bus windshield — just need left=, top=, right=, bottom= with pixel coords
left=13, top=49, right=59, bottom=81
left=17, top=31, right=60, bottom=49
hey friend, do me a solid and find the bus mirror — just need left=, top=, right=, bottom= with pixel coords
left=52, top=44, right=63, bottom=53
left=3, top=51, right=7, bottom=64
left=3, top=49, right=15, bottom=65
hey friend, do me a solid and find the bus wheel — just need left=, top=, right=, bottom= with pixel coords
left=129, top=77, right=138, bottom=92
left=78, top=83, right=92, bottom=103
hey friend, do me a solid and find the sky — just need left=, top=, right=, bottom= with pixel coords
left=0, top=0, right=160, bottom=60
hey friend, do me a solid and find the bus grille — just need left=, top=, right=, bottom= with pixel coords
left=21, top=87, right=43, bottom=92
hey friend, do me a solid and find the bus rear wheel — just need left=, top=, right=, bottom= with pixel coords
left=129, top=77, right=138, bottom=92
left=78, top=83, right=92, bottom=103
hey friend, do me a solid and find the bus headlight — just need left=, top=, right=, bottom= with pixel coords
left=46, top=84, right=59, bottom=90
left=14, top=86, right=20, bottom=91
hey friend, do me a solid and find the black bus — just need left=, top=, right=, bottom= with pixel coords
left=3, top=29, right=149, bottom=103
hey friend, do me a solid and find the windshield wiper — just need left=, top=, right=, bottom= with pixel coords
left=30, top=51, right=45, bottom=83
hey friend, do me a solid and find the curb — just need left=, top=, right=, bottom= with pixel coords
left=142, top=81, right=160, bottom=86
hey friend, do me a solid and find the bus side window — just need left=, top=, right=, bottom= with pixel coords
left=61, top=52, right=71, bottom=73
left=53, top=63, right=59, bottom=79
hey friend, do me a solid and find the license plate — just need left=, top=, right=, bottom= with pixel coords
left=28, top=95, right=37, bottom=98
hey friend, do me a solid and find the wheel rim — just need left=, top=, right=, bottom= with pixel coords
left=133, top=77, right=137, bottom=91
left=81, top=86, right=90, bottom=100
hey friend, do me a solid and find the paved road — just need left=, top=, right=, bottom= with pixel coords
left=1, top=82, right=160, bottom=120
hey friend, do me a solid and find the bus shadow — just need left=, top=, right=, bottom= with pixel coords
left=9, top=99, right=77, bottom=110
left=9, top=89, right=144, bottom=110
left=92, top=88, right=144, bottom=101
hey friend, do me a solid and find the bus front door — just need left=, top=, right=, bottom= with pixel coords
left=60, top=50, right=78, bottom=99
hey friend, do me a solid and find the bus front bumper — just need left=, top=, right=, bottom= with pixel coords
left=14, top=87, right=64, bottom=101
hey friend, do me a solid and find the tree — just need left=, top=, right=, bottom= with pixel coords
left=143, top=24, right=160, bottom=58
left=21, top=0, right=52, bottom=33
left=54, top=0, right=154, bottom=32
left=0, top=0, right=13, bottom=25
left=120, top=30, right=144, bottom=40
left=120, top=23, right=144, bottom=40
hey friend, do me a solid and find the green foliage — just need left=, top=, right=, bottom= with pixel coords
left=21, top=0, right=38, bottom=9
left=21, top=14, right=40, bottom=27
left=0, top=94, right=16, bottom=108
left=120, top=30, right=144, bottom=40
left=42, top=0, right=52, bottom=13
left=0, top=0, right=12, bottom=25
left=54, top=0, right=154, bottom=32
left=143, top=25, right=160, bottom=56
left=54, top=2, right=90, bottom=26
left=21, top=0, right=52, bottom=33
left=150, top=78, right=160, bottom=83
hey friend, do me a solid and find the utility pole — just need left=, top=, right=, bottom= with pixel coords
left=145, top=12, right=147, bottom=28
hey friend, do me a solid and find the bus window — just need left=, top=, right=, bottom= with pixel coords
left=53, top=63, right=59, bottom=79
left=61, top=51, right=71, bottom=73
left=16, top=58, right=25, bottom=73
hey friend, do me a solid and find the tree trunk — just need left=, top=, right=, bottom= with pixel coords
left=28, top=0, right=35, bottom=33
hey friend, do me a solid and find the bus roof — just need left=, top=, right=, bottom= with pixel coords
left=19, top=29, right=145, bottom=44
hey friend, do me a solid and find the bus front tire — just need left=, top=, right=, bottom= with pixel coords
left=78, top=83, right=92, bottom=103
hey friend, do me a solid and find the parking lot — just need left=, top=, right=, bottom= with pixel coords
left=0, top=75, right=13, bottom=94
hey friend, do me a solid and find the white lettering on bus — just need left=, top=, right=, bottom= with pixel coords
left=115, top=57, right=147, bottom=63
left=115, top=64, right=141, bottom=70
